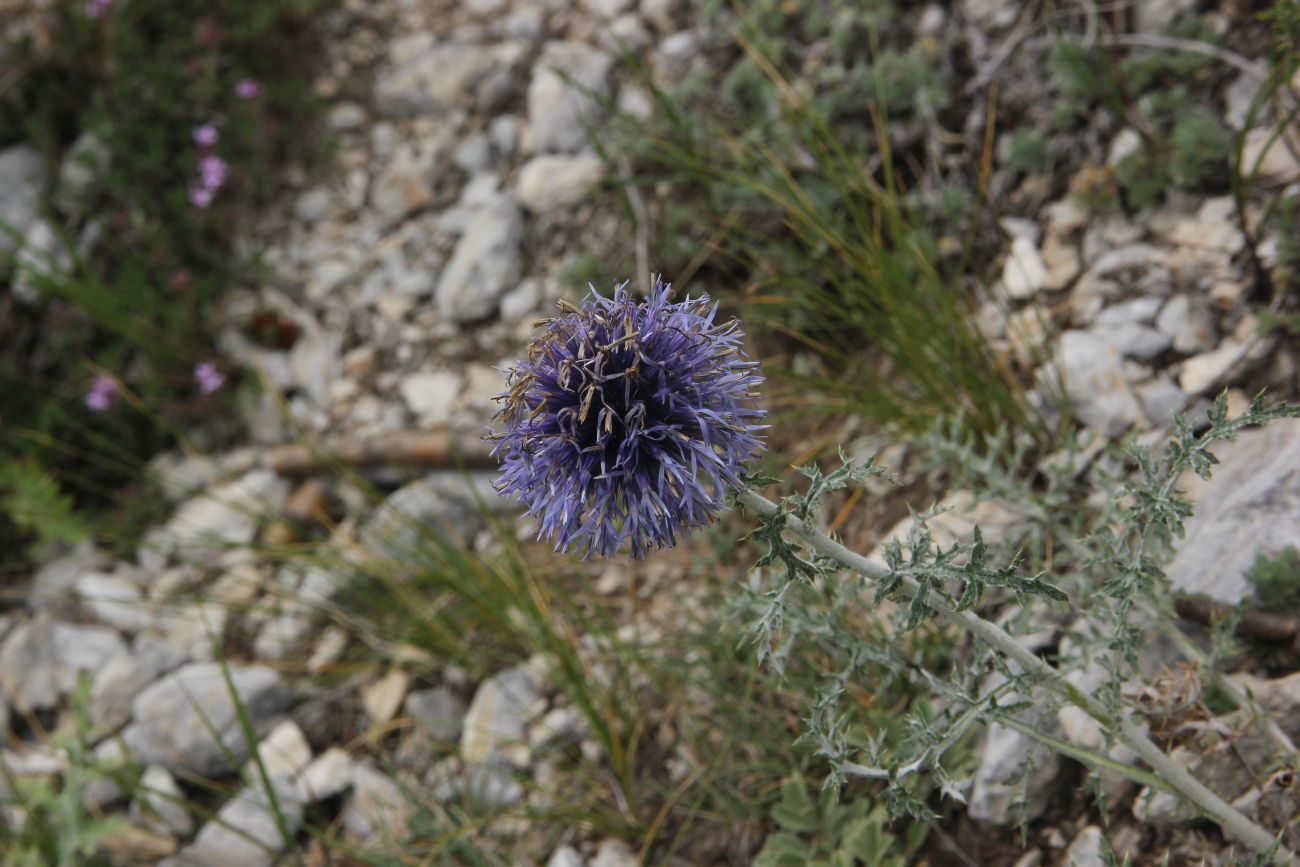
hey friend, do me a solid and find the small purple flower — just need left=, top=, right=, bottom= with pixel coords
left=194, top=361, right=226, bottom=395
left=189, top=186, right=215, bottom=209
left=84, top=374, right=119, bottom=412
left=84, top=0, right=112, bottom=18
left=198, top=154, right=229, bottom=189
left=234, top=78, right=262, bottom=100
left=192, top=124, right=219, bottom=148
left=491, top=279, right=766, bottom=558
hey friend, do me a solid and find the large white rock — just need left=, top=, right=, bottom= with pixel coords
left=436, top=196, right=525, bottom=323
left=0, top=145, right=46, bottom=257
left=515, top=153, right=605, bottom=212
left=1055, top=330, right=1142, bottom=437
left=1090, top=322, right=1170, bottom=361
left=1241, top=128, right=1300, bottom=186
left=130, top=765, right=193, bottom=837
left=76, top=572, right=150, bottom=632
left=591, top=839, right=638, bottom=867
left=867, top=490, right=1027, bottom=569
left=374, top=39, right=497, bottom=117
left=165, top=777, right=303, bottom=867
left=968, top=689, right=1062, bottom=825
left=370, top=150, right=433, bottom=226
left=341, top=761, right=413, bottom=842
left=245, top=720, right=312, bottom=781
left=527, top=41, right=614, bottom=154
left=360, top=471, right=513, bottom=558
left=398, top=370, right=462, bottom=425
left=154, top=469, right=289, bottom=562
left=1166, top=420, right=1300, bottom=603
left=122, top=663, right=289, bottom=776
left=1177, top=331, right=1276, bottom=396
left=90, top=635, right=186, bottom=734
left=0, top=618, right=125, bottom=712
left=1064, top=826, right=1107, bottom=867
left=296, top=747, right=354, bottom=803
left=11, top=218, right=72, bottom=304
left=460, top=665, right=539, bottom=764
left=1155, top=294, right=1216, bottom=354
left=999, top=235, right=1047, bottom=299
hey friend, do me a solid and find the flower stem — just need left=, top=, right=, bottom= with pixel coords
left=736, top=487, right=1298, bottom=865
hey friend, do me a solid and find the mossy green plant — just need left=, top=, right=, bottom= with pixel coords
left=1245, top=546, right=1300, bottom=612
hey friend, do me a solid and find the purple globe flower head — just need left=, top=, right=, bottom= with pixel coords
left=491, top=279, right=767, bottom=559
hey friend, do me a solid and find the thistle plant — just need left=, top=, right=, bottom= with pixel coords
left=494, top=281, right=1300, bottom=864
left=490, top=280, right=766, bottom=558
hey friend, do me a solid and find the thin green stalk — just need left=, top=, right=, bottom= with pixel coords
left=996, top=716, right=1169, bottom=794
left=213, top=651, right=296, bottom=852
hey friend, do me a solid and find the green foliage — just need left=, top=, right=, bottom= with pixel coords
left=0, top=457, right=92, bottom=555
left=1111, top=149, right=1167, bottom=211
left=1257, top=309, right=1300, bottom=338
left=1235, top=4, right=1300, bottom=311
left=867, top=46, right=949, bottom=115
left=557, top=252, right=624, bottom=297
left=754, top=778, right=925, bottom=867
left=0, top=0, right=332, bottom=569
left=0, top=686, right=127, bottom=867
left=1262, top=0, right=1300, bottom=46
left=1122, top=17, right=1218, bottom=90
left=1049, top=27, right=1231, bottom=207
left=1049, top=42, right=1117, bottom=110
left=609, top=10, right=1032, bottom=437
left=1169, top=109, right=1232, bottom=188
left=722, top=57, right=774, bottom=127
left=1006, top=128, right=1049, bottom=174
left=337, top=499, right=648, bottom=822
left=1245, top=546, right=1300, bottom=612
left=743, top=393, right=1300, bottom=839
left=1114, top=111, right=1230, bottom=209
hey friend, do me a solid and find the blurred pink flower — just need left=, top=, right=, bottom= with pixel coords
left=189, top=186, right=215, bottom=209
left=234, top=78, right=261, bottom=99
left=84, top=374, right=119, bottom=411
left=84, top=0, right=112, bottom=18
left=192, top=124, right=219, bottom=148
left=168, top=268, right=193, bottom=291
left=194, top=361, right=226, bottom=395
left=198, top=154, right=229, bottom=189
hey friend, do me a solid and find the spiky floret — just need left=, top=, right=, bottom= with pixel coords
left=491, top=279, right=767, bottom=558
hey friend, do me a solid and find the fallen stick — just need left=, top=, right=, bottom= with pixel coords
left=267, top=431, right=495, bottom=476
left=1175, top=594, right=1300, bottom=653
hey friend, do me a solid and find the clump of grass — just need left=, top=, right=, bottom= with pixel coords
left=322, top=462, right=955, bottom=863
left=1245, top=547, right=1300, bottom=612
left=606, top=12, right=1032, bottom=438
left=0, top=0, right=333, bottom=568
left=0, top=684, right=126, bottom=867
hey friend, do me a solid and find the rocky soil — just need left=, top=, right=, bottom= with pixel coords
left=2, top=0, right=1300, bottom=865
